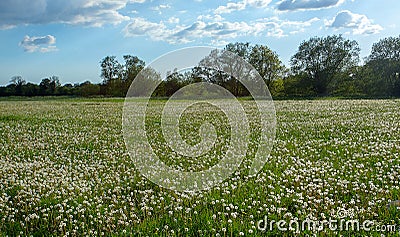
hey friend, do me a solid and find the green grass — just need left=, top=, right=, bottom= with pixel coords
left=0, top=98, right=399, bottom=236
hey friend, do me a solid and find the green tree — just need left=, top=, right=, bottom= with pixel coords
left=100, top=56, right=123, bottom=96
left=39, top=78, right=51, bottom=95
left=22, top=83, right=40, bottom=96
left=197, top=45, right=254, bottom=97
left=249, top=44, right=286, bottom=95
left=77, top=81, right=100, bottom=97
left=328, top=66, right=363, bottom=97
left=225, top=42, right=251, bottom=59
left=122, top=55, right=145, bottom=94
left=283, top=73, right=316, bottom=97
left=196, top=49, right=231, bottom=88
left=365, top=35, right=400, bottom=96
left=224, top=43, right=252, bottom=96
left=164, top=69, right=185, bottom=97
left=39, top=76, right=60, bottom=95
left=198, top=42, right=286, bottom=97
left=290, top=35, right=360, bottom=95
left=10, top=76, right=26, bottom=96
left=123, top=55, right=145, bottom=81
left=58, top=84, right=75, bottom=96
left=100, top=56, right=122, bottom=83
left=100, top=55, right=145, bottom=96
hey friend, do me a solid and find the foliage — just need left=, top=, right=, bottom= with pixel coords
left=290, top=35, right=360, bottom=96
left=363, top=35, right=400, bottom=97
left=2, top=35, right=400, bottom=98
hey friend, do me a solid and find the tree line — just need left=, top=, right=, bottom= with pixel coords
left=1, top=34, right=400, bottom=98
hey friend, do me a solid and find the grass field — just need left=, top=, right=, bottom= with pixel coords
left=0, top=98, right=399, bottom=236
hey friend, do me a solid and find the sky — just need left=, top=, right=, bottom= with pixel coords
left=0, top=0, right=399, bottom=85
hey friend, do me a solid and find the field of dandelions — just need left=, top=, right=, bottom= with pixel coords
left=0, top=98, right=399, bottom=236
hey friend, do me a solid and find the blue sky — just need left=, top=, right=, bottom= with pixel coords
left=0, top=0, right=399, bottom=85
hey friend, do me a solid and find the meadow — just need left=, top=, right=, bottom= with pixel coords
left=0, top=98, right=399, bottom=236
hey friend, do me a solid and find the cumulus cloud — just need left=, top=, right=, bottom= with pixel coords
left=214, top=0, right=272, bottom=14
left=256, top=16, right=320, bottom=37
left=124, top=18, right=258, bottom=44
left=167, top=17, right=180, bottom=24
left=19, top=35, right=58, bottom=53
left=197, top=14, right=225, bottom=22
left=0, top=0, right=136, bottom=29
left=123, top=18, right=168, bottom=41
left=151, top=4, right=172, bottom=14
left=123, top=16, right=319, bottom=44
left=326, top=10, right=383, bottom=35
left=215, top=2, right=247, bottom=14
left=171, top=21, right=255, bottom=43
left=151, top=4, right=171, bottom=11
left=277, top=0, right=344, bottom=11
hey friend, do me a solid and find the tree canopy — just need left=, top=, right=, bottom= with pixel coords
left=363, top=35, right=400, bottom=96
left=2, top=35, right=400, bottom=98
left=290, top=35, right=360, bottom=95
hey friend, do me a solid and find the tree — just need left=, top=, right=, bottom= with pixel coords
left=100, top=56, right=122, bottom=84
left=195, top=49, right=230, bottom=87
left=39, top=76, right=60, bottom=95
left=49, top=76, right=61, bottom=95
left=224, top=42, right=252, bottom=96
left=122, top=55, right=145, bottom=94
left=367, top=35, right=400, bottom=62
left=283, top=73, right=316, bottom=97
left=130, top=67, right=162, bottom=97
left=164, top=69, right=185, bottom=97
left=328, top=66, right=363, bottom=97
left=365, top=35, right=400, bottom=96
left=100, top=55, right=145, bottom=96
left=249, top=44, right=286, bottom=93
left=100, top=56, right=123, bottom=96
left=123, top=55, right=145, bottom=82
left=10, top=76, right=26, bottom=87
left=77, top=81, right=100, bottom=97
left=22, top=83, right=40, bottom=96
left=58, top=83, right=75, bottom=96
left=10, top=76, right=26, bottom=96
left=225, top=42, right=251, bottom=59
left=196, top=46, right=257, bottom=97
left=39, top=78, right=51, bottom=95
left=195, top=42, right=286, bottom=97
left=290, top=35, right=360, bottom=95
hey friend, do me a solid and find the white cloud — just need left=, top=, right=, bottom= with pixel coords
left=158, top=4, right=171, bottom=9
left=215, top=2, right=247, bottom=14
left=256, top=16, right=320, bottom=37
left=0, top=0, right=133, bottom=29
left=123, top=17, right=168, bottom=41
left=246, top=0, right=273, bottom=8
left=170, top=21, right=254, bottom=43
left=124, top=17, right=252, bottom=44
left=123, top=16, right=319, bottom=44
left=124, top=18, right=258, bottom=44
left=210, top=39, right=230, bottom=46
left=19, top=35, right=58, bottom=53
left=326, top=10, right=383, bottom=35
left=151, top=4, right=171, bottom=14
left=214, top=0, right=272, bottom=14
left=197, top=14, right=224, bottom=22
left=168, top=17, right=180, bottom=24
left=277, top=0, right=344, bottom=11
